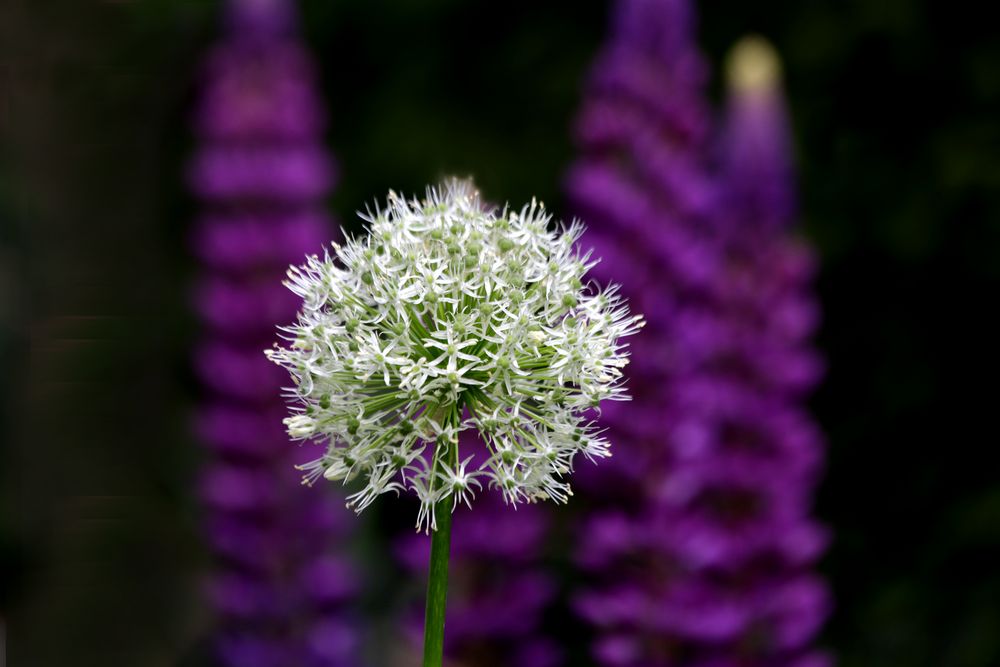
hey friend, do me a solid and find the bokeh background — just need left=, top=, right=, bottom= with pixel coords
left=2, top=0, right=998, bottom=666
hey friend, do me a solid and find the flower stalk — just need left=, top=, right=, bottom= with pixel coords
left=422, top=406, right=458, bottom=667
left=421, top=494, right=453, bottom=667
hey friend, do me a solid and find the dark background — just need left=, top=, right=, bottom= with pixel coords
left=2, top=0, right=998, bottom=665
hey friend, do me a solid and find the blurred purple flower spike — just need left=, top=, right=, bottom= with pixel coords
left=567, top=2, right=830, bottom=664
left=188, top=1, right=362, bottom=665
left=565, top=0, right=718, bottom=494
left=224, top=0, right=297, bottom=37
left=719, top=35, right=797, bottom=230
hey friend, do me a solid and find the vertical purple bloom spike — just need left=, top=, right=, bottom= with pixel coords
left=392, top=437, right=562, bottom=667
left=565, top=0, right=717, bottom=492
left=719, top=37, right=796, bottom=230
left=188, top=1, right=360, bottom=666
left=567, top=3, right=830, bottom=666
left=711, top=34, right=831, bottom=663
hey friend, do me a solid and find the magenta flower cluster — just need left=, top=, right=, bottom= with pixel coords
left=188, top=2, right=360, bottom=666
left=566, top=1, right=831, bottom=665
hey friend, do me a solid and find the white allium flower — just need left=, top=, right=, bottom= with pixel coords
left=267, top=179, right=643, bottom=531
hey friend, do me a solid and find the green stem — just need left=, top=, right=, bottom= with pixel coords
left=421, top=405, right=459, bottom=667
left=421, top=498, right=453, bottom=667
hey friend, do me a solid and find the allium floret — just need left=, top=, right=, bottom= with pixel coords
left=267, top=179, right=643, bottom=531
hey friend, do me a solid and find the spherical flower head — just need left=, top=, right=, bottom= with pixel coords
left=267, top=179, right=644, bottom=531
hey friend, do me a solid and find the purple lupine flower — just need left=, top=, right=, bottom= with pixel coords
left=708, top=34, right=831, bottom=661
left=566, top=2, right=829, bottom=665
left=393, top=433, right=562, bottom=667
left=565, top=0, right=717, bottom=491
left=189, top=2, right=360, bottom=666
